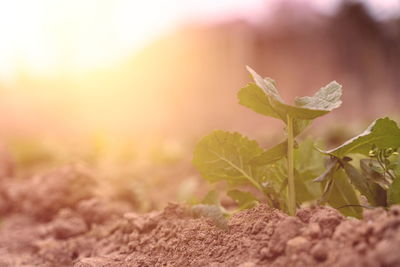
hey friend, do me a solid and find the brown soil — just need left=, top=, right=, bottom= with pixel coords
left=1, top=166, right=400, bottom=267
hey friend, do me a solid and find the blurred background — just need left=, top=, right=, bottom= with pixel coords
left=0, top=0, right=399, bottom=210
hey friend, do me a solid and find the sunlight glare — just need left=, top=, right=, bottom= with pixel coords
left=0, top=0, right=266, bottom=80
left=0, top=0, right=181, bottom=78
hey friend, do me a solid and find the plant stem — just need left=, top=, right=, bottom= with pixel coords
left=377, top=151, right=396, bottom=182
left=287, top=114, right=296, bottom=216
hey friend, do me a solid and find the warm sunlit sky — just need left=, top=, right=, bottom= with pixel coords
left=0, top=0, right=398, bottom=81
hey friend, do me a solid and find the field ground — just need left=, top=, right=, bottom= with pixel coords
left=0, top=162, right=400, bottom=266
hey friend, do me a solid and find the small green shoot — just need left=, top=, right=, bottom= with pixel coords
left=193, top=66, right=400, bottom=219
left=193, top=67, right=342, bottom=215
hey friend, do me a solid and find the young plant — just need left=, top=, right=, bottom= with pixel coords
left=315, top=117, right=400, bottom=214
left=193, top=67, right=342, bottom=215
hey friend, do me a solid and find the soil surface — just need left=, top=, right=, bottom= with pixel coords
left=1, top=166, right=400, bottom=267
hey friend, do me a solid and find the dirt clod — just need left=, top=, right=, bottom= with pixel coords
left=311, top=242, right=328, bottom=262
left=286, top=236, right=310, bottom=254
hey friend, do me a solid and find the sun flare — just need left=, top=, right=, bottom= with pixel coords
left=0, top=0, right=180, bottom=78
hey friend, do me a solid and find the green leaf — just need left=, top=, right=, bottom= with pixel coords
left=294, top=176, right=320, bottom=204
left=238, top=83, right=281, bottom=119
left=387, top=152, right=400, bottom=177
left=293, top=119, right=312, bottom=137
left=292, top=139, right=325, bottom=202
left=295, top=139, right=325, bottom=175
left=227, top=189, right=259, bottom=210
left=319, top=178, right=335, bottom=204
left=324, top=118, right=400, bottom=158
left=294, top=81, right=343, bottom=111
left=360, top=159, right=392, bottom=189
left=245, top=66, right=342, bottom=120
left=237, top=83, right=311, bottom=136
left=193, top=131, right=264, bottom=190
left=240, top=67, right=341, bottom=138
left=386, top=151, right=400, bottom=206
left=252, top=136, right=322, bottom=168
left=388, top=177, right=400, bottom=205
left=260, top=158, right=288, bottom=193
left=251, top=141, right=287, bottom=165
left=313, top=157, right=339, bottom=182
left=245, top=67, right=283, bottom=105
left=327, top=169, right=362, bottom=218
left=192, top=204, right=228, bottom=230
left=342, top=160, right=382, bottom=206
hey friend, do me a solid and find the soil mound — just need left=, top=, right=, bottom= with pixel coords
left=1, top=166, right=400, bottom=266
